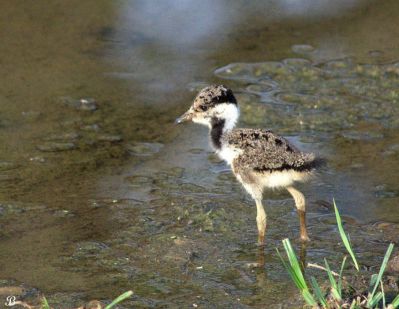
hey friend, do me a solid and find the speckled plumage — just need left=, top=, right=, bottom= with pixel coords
left=192, top=85, right=237, bottom=112
left=222, top=128, right=316, bottom=173
left=176, top=85, right=319, bottom=243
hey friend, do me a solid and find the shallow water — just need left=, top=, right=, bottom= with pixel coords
left=1, top=0, right=399, bottom=307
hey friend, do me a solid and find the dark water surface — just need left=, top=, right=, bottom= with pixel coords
left=1, top=1, right=399, bottom=307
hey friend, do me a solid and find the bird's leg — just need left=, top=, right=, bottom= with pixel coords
left=287, top=186, right=310, bottom=242
left=299, top=242, right=308, bottom=274
left=255, top=198, right=267, bottom=245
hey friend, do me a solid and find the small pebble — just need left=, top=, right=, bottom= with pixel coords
left=44, top=132, right=79, bottom=141
left=36, top=142, right=76, bottom=152
left=245, top=262, right=262, bottom=269
left=0, top=161, right=18, bottom=171
left=81, top=124, right=100, bottom=131
left=97, top=134, right=123, bottom=142
left=126, top=142, right=164, bottom=156
left=79, top=98, right=98, bottom=111
left=21, top=111, right=41, bottom=120
left=60, top=97, right=98, bottom=111
left=29, top=156, right=46, bottom=163
left=369, top=50, right=384, bottom=57
left=291, top=44, right=315, bottom=54
left=53, top=209, right=74, bottom=218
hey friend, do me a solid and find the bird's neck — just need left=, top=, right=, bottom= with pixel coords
left=209, top=117, right=236, bottom=150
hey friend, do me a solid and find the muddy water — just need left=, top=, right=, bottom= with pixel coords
left=1, top=0, right=399, bottom=308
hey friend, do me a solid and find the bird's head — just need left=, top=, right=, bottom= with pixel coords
left=176, top=85, right=239, bottom=130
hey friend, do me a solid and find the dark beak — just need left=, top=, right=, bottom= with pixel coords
left=175, top=110, right=193, bottom=124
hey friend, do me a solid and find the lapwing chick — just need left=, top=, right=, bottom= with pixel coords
left=176, top=85, right=319, bottom=245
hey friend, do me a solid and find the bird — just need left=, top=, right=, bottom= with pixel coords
left=176, top=85, right=321, bottom=245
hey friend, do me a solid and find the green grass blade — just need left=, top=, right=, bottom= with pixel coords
left=310, top=276, right=328, bottom=307
left=368, top=291, right=383, bottom=308
left=367, top=243, right=394, bottom=307
left=369, top=274, right=378, bottom=290
left=282, top=238, right=308, bottom=289
left=324, top=259, right=338, bottom=291
left=381, top=280, right=386, bottom=309
left=302, top=290, right=317, bottom=306
left=277, top=250, right=317, bottom=306
left=104, top=290, right=133, bottom=309
left=333, top=199, right=359, bottom=271
left=276, top=248, right=304, bottom=290
left=338, top=256, right=347, bottom=296
left=277, top=239, right=317, bottom=306
left=331, top=287, right=341, bottom=302
left=390, top=294, right=399, bottom=308
left=41, top=297, right=50, bottom=309
left=324, top=258, right=341, bottom=301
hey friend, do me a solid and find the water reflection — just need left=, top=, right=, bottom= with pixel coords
left=110, top=0, right=372, bottom=97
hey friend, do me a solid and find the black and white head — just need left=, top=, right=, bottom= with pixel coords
left=176, top=85, right=239, bottom=131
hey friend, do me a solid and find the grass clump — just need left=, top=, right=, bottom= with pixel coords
left=277, top=199, right=399, bottom=308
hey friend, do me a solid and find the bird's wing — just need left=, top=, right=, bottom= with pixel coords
left=224, top=128, right=315, bottom=172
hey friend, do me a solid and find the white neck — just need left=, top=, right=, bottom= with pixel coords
left=213, top=103, right=239, bottom=132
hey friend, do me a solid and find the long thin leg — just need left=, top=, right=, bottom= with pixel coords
left=255, top=198, right=267, bottom=245
left=287, top=186, right=310, bottom=242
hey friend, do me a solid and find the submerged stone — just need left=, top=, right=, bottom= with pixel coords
left=74, top=241, right=109, bottom=256
left=341, top=131, right=384, bottom=141
left=282, top=58, right=312, bottom=67
left=125, top=175, right=153, bottom=186
left=126, top=142, right=164, bottom=156
left=0, top=161, right=18, bottom=171
left=291, top=44, right=315, bottom=53
left=36, top=142, right=77, bottom=152
left=369, top=50, right=384, bottom=57
left=179, top=183, right=207, bottom=193
left=382, top=144, right=399, bottom=156
left=188, top=148, right=204, bottom=154
left=214, top=63, right=257, bottom=81
left=245, top=83, right=276, bottom=95
left=96, top=134, right=123, bottom=142
left=80, top=123, right=100, bottom=131
left=43, top=132, right=79, bottom=141
left=60, top=97, right=98, bottom=111
left=29, top=156, right=46, bottom=163
left=21, top=110, right=41, bottom=121
left=374, top=185, right=398, bottom=199
left=0, top=202, right=46, bottom=216
left=53, top=209, right=75, bottom=217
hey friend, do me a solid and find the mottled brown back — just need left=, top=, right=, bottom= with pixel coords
left=223, top=128, right=316, bottom=172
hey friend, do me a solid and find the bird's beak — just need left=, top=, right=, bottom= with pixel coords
left=175, top=110, right=193, bottom=124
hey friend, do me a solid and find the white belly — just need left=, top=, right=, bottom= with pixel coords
left=217, top=146, right=241, bottom=165
left=259, top=170, right=308, bottom=188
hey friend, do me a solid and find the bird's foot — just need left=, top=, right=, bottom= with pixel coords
left=300, top=234, right=310, bottom=242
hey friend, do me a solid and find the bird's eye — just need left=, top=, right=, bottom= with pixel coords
left=199, top=105, right=208, bottom=111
